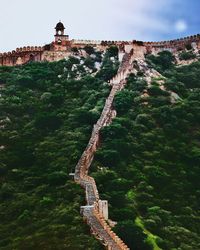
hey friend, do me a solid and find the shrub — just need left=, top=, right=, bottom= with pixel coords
left=185, top=43, right=192, bottom=51
left=114, top=90, right=133, bottom=114
left=71, top=47, right=79, bottom=53
left=148, top=86, right=170, bottom=97
left=107, top=46, right=119, bottom=57
left=146, top=51, right=175, bottom=73
left=84, top=45, right=95, bottom=55
left=179, top=51, right=196, bottom=61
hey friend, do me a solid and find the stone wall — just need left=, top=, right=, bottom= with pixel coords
left=144, top=34, right=200, bottom=54
left=98, top=200, right=108, bottom=220
left=74, top=51, right=138, bottom=250
left=1, top=34, right=200, bottom=66
left=0, top=46, right=43, bottom=66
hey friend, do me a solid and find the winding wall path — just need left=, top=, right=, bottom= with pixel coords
left=74, top=51, right=135, bottom=250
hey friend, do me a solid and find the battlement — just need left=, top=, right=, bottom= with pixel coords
left=143, top=34, right=200, bottom=54
left=71, top=34, right=200, bottom=48
left=0, top=46, right=43, bottom=57
left=1, top=21, right=200, bottom=66
left=16, top=46, right=43, bottom=52
left=144, top=34, right=200, bottom=45
left=0, top=45, right=44, bottom=66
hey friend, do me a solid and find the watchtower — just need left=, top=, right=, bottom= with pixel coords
left=54, top=21, right=69, bottom=51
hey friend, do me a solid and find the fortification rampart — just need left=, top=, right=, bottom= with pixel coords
left=144, top=34, right=200, bottom=53
left=0, top=46, right=44, bottom=66
left=1, top=34, right=200, bottom=66
left=144, top=34, right=200, bottom=46
left=74, top=51, right=138, bottom=250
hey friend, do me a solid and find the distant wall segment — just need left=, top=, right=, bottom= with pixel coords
left=0, top=46, right=43, bottom=66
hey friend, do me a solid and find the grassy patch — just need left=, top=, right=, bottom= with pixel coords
left=135, top=217, right=162, bottom=250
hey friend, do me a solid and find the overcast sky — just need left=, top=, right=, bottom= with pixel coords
left=0, top=0, right=200, bottom=52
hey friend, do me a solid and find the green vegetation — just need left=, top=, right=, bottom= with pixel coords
left=83, top=45, right=95, bottom=55
left=96, top=46, right=119, bottom=81
left=185, top=43, right=193, bottom=51
left=135, top=217, right=161, bottom=250
left=146, top=51, right=175, bottom=73
left=92, top=53, right=200, bottom=249
left=0, top=49, right=117, bottom=249
left=1, top=49, right=200, bottom=250
left=179, top=51, right=196, bottom=61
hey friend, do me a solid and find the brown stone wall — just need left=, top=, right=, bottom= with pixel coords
left=74, top=52, right=135, bottom=250
left=0, top=46, right=43, bottom=66
left=1, top=34, right=200, bottom=67
left=144, top=34, right=200, bottom=54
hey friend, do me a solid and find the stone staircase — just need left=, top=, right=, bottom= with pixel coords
left=74, top=50, right=135, bottom=250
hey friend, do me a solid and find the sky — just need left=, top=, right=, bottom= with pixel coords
left=0, top=0, right=200, bottom=52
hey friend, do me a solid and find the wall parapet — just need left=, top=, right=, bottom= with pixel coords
left=0, top=46, right=44, bottom=66
left=144, top=34, right=200, bottom=48
left=0, top=46, right=43, bottom=57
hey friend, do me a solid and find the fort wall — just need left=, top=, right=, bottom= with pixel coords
left=0, top=46, right=43, bottom=66
left=74, top=51, right=137, bottom=250
left=144, top=34, right=200, bottom=54
left=1, top=34, right=200, bottom=66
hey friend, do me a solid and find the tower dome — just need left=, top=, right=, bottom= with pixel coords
left=55, top=21, right=65, bottom=31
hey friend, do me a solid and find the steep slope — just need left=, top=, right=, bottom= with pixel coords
left=1, top=45, right=200, bottom=250
left=91, top=52, right=200, bottom=250
left=0, top=49, right=119, bottom=250
left=74, top=51, right=135, bottom=250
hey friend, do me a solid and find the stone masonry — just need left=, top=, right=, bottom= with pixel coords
left=74, top=49, right=142, bottom=250
left=1, top=21, right=200, bottom=66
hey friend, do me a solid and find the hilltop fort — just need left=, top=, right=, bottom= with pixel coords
left=1, top=21, right=200, bottom=66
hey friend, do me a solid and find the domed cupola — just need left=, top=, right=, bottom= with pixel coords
left=55, top=22, right=65, bottom=35
left=55, top=21, right=65, bottom=35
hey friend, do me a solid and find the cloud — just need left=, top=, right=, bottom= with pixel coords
left=111, top=0, right=178, bottom=40
left=175, top=20, right=188, bottom=32
left=0, top=0, right=197, bottom=51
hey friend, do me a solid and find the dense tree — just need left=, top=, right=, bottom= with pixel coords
left=92, top=52, right=200, bottom=249
left=0, top=51, right=111, bottom=249
left=146, top=51, right=175, bottom=73
left=1, top=49, right=200, bottom=250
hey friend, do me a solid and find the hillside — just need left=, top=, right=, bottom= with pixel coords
left=0, top=46, right=200, bottom=250
left=0, top=47, right=120, bottom=249
left=92, top=51, right=200, bottom=249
